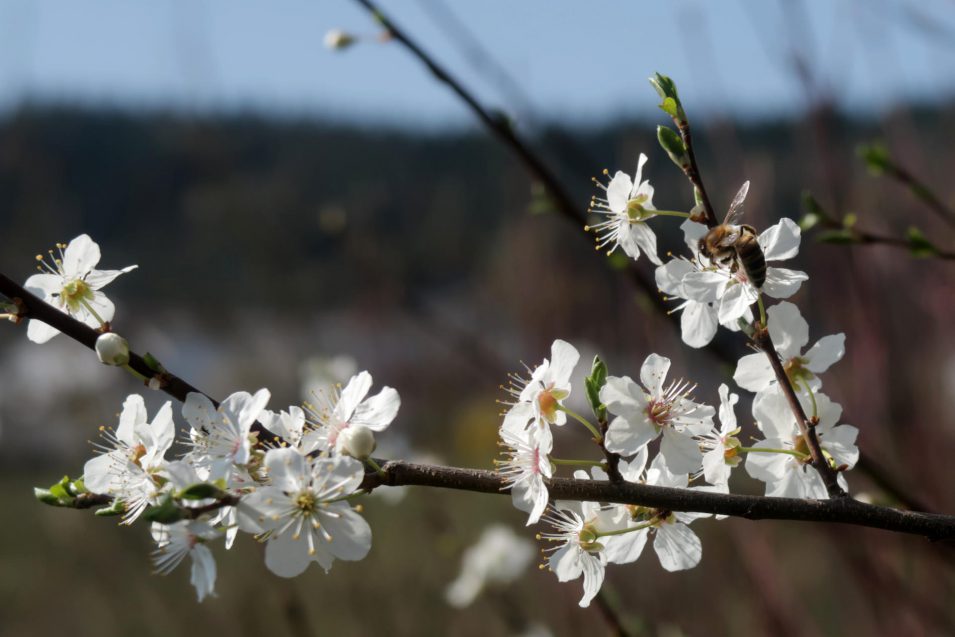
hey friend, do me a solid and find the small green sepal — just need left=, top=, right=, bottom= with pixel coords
left=142, top=495, right=185, bottom=524
left=584, top=355, right=609, bottom=422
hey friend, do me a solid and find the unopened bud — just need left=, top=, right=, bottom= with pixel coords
left=324, top=29, right=356, bottom=51
left=95, top=333, right=129, bottom=366
left=338, top=424, right=376, bottom=459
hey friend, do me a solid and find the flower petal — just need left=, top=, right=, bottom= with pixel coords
left=759, top=218, right=801, bottom=261
left=767, top=301, right=809, bottom=356
left=680, top=301, right=718, bottom=348
left=352, top=386, right=400, bottom=431
left=62, top=234, right=101, bottom=275
left=653, top=522, right=702, bottom=571
left=805, top=334, right=846, bottom=374
left=548, top=339, right=580, bottom=387
left=606, top=171, right=633, bottom=213
left=762, top=268, right=808, bottom=299
left=733, top=353, right=773, bottom=393
left=660, top=429, right=703, bottom=475
left=640, top=353, right=671, bottom=397
left=26, top=319, right=60, bottom=343
left=630, top=222, right=662, bottom=266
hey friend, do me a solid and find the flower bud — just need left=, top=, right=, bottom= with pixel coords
left=324, top=29, right=356, bottom=51
left=338, top=424, right=376, bottom=459
left=95, top=333, right=130, bottom=366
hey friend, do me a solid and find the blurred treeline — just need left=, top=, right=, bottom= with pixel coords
left=1, top=103, right=955, bottom=635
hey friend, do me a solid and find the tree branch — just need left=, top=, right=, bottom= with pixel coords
left=359, top=460, right=954, bottom=541
left=754, top=328, right=845, bottom=497
left=0, top=272, right=278, bottom=444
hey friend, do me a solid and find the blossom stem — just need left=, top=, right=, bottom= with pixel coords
left=550, top=457, right=606, bottom=468
left=364, top=457, right=387, bottom=478
left=799, top=380, right=819, bottom=419
left=738, top=446, right=810, bottom=460
left=324, top=490, right=368, bottom=504
left=595, top=520, right=655, bottom=538
left=558, top=406, right=603, bottom=442
left=651, top=209, right=692, bottom=219
left=79, top=298, right=107, bottom=328
left=756, top=294, right=767, bottom=328
left=122, top=364, right=149, bottom=383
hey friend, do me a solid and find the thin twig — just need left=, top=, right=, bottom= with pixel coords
left=0, top=272, right=279, bottom=445
left=755, top=328, right=845, bottom=497
left=883, top=160, right=955, bottom=230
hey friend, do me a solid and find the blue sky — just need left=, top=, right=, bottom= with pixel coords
left=0, top=0, right=953, bottom=127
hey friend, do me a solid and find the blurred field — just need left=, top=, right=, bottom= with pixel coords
left=2, top=103, right=955, bottom=635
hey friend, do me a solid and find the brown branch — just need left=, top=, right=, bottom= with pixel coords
left=359, top=460, right=955, bottom=541
left=0, top=272, right=279, bottom=444
left=676, top=119, right=719, bottom=228
left=69, top=458, right=955, bottom=542
left=754, top=328, right=845, bottom=497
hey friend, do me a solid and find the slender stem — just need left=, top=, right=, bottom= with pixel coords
left=122, top=363, right=149, bottom=383
left=800, top=380, right=819, bottom=420
left=757, top=294, right=768, bottom=328
left=596, top=520, right=655, bottom=538
left=650, top=210, right=692, bottom=219
left=558, top=406, right=603, bottom=442
left=551, top=457, right=606, bottom=468
left=365, top=457, right=387, bottom=478
left=79, top=298, right=106, bottom=328
left=738, top=446, right=809, bottom=460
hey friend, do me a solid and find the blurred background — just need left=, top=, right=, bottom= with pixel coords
left=1, top=1, right=955, bottom=635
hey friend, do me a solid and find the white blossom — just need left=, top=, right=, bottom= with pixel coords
left=25, top=234, right=137, bottom=343
left=745, top=388, right=858, bottom=498
left=183, top=389, right=271, bottom=473
left=605, top=456, right=706, bottom=571
left=600, top=354, right=714, bottom=474
left=445, top=524, right=535, bottom=608
left=501, top=339, right=579, bottom=442
left=540, top=496, right=620, bottom=608
left=697, top=384, right=742, bottom=491
left=734, top=302, right=845, bottom=394
left=244, top=448, right=371, bottom=577
left=497, top=423, right=553, bottom=526
left=587, top=153, right=662, bottom=264
left=655, top=220, right=720, bottom=348
left=151, top=520, right=219, bottom=602
left=303, top=371, right=399, bottom=455
left=677, top=218, right=808, bottom=336
left=83, top=394, right=174, bottom=524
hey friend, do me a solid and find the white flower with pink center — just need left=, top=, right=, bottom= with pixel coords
left=501, top=339, right=579, bottom=444
left=600, top=354, right=714, bottom=475
left=303, top=371, right=400, bottom=455
left=496, top=424, right=553, bottom=526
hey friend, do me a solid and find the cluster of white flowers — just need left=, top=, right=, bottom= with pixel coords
left=490, top=152, right=858, bottom=607
left=79, top=376, right=398, bottom=600
left=27, top=131, right=861, bottom=613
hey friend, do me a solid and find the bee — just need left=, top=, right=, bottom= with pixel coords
left=697, top=180, right=766, bottom=289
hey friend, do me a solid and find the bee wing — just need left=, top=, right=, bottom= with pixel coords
left=723, top=180, right=750, bottom=225
left=718, top=227, right=741, bottom=247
